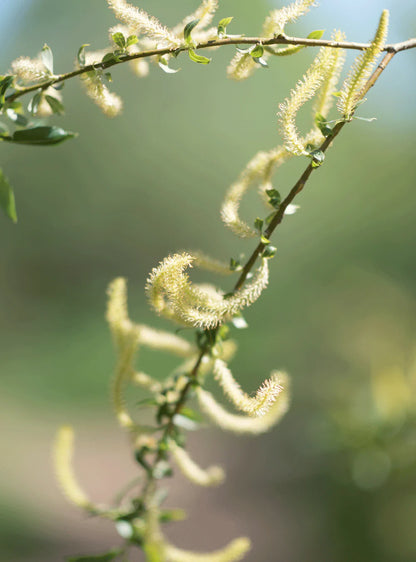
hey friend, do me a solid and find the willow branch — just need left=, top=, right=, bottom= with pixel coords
left=6, top=35, right=415, bottom=104
left=234, top=49, right=398, bottom=291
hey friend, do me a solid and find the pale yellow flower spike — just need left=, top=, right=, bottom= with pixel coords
left=192, top=251, right=236, bottom=275
left=112, top=331, right=139, bottom=430
left=338, top=10, right=389, bottom=119
left=53, top=426, right=94, bottom=511
left=11, top=56, right=46, bottom=83
left=227, top=52, right=256, bottom=82
left=165, top=537, right=251, bottom=562
left=172, top=0, right=219, bottom=36
left=82, top=74, right=123, bottom=118
left=107, top=0, right=180, bottom=47
left=196, top=372, right=290, bottom=434
left=313, top=30, right=346, bottom=119
left=263, top=0, right=317, bottom=37
left=221, top=147, right=289, bottom=238
left=278, top=43, right=341, bottom=156
left=228, top=0, right=317, bottom=81
left=146, top=253, right=269, bottom=329
left=213, top=359, right=283, bottom=416
left=169, top=439, right=225, bottom=487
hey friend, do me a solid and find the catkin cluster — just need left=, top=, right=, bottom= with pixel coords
left=51, top=2, right=390, bottom=561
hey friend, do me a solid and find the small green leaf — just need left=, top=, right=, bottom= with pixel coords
left=184, top=19, right=200, bottom=44
left=153, top=460, right=173, bottom=480
left=158, top=57, right=180, bottom=74
left=41, top=44, right=54, bottom=74
left=6, top=108, right=28, bottom=127
left=0, top=75, right=14, bottom=97
left=112, top=32, right=126, bottom=49
left=126, top=35, right=139, bottom=48
left=178, top=407, right=204, bottom=423
left=44, top=94, right=65, bottom=115
left=10, top=126, right=76, bottom=145
left=159, top=509, right=187, bottom=523
left=172, top=413, right=200, bottom=431
left=67, top=550, right=122, bottom=562
left=0, top=168, right=17, bottom=223
left=217, top=16, right=233, bottom=37
left=188, top=49, right=211, bottom=64
left=28, top=91, right=43, bottom=115
left=265, top=188, right=281, bottom=209
left=262, top=245, right=277, bottom=259
left=77, top=44, right=89, bottom=67
left=250, top=44, right=264, bottom=58
left=353, top=116, right=377, bottom=122
left=0, top=75, right=14, bottom=110
left=229, top=257, right=241, bottom=271
left=265, top=44, right=304, bottom=56
left=307, top=29, right=325, bottom=40
left=101, top=52, right=121, bottom=65
left=254, top=217, right=264, bottom=233
left=309, top=149, right=325, bottom=167
left=261, top=234, right=270, bottom=245
left=315, top=113, right=333, bottom=137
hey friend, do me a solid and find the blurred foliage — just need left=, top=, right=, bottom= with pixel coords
left=1, top=1, right=416, bottom=561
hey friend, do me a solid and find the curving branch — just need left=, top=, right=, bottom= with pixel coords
left=5, top=34, right=416, bottom=104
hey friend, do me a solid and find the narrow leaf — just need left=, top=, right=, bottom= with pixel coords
left=45, top=94, right=65, bottom=115
left=28, top=91, right=43, bottom=115
left=112, top=32, right=126, bottom=49
left=184, top=19, right=200, bottom=44
left=10, top=126, right=76, bottom=146
left=6, top=108, right=28, bottom=127
left=188, top=49, right=211, bottom=64
left=158, top=57, right=180, bottom=74
left=217, top=16, right=233, bottom=37
left=307, top=29, right=325, bottom=40
left=41, top=44, right=54, bottom=74
left=0, top=168, right=17, bottom=223
left=77, top=44, right=89, bottom=67
left=126, top=35, right=138, bottom=48
left=67, top=550, right=122, bottom=562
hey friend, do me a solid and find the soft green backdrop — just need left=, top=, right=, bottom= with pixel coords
left=1, top=1, right=416, bottom=561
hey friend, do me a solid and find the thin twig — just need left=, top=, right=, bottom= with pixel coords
left=5, top=35, right=415, bottom=103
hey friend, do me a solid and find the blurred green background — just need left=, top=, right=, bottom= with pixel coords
left=1, top=1, right=416, bottom=560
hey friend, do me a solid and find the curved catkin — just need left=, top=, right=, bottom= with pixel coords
left=213, top=359, right=283, bottom=416
left=227, top=52, right=256, bottom=81
left=313, top=30, right=346, bottom=118
left=172, top=0, right=218, bottom=36
left=11, top=56, right=46, bottom=82
left=278, top=42, right=344, bottom=155
left=228, top=0, right=317, bottom=81
left=145, top=253, right=269, bottom=329
left=221, top=147, right=289, bottom=238
left=53, top=426, right=93, bottom=510
left=165, top=538, right=251, bottom=562
left=169, top=439, right=225, bottom=487
left=82, top=73, right=123, bottom=117
left=263, top=0, right=317, bottom=37
left=108, top=0, right=180, bottom=47
left=338, top=10, right=389, bottom=119
left=196, top=372, right=290, bottom=434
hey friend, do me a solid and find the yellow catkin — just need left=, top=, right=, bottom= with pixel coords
left=338, top=10, right=389, bottom=119
left=165, top=538, right=251, bottom=562
left=213, top=359, right=283, bottom=416
left=169, top=439, right=225, bottom=487
left=196, top=372, right=290, bottom=434
left=53, top=426, right=93, bottom=510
